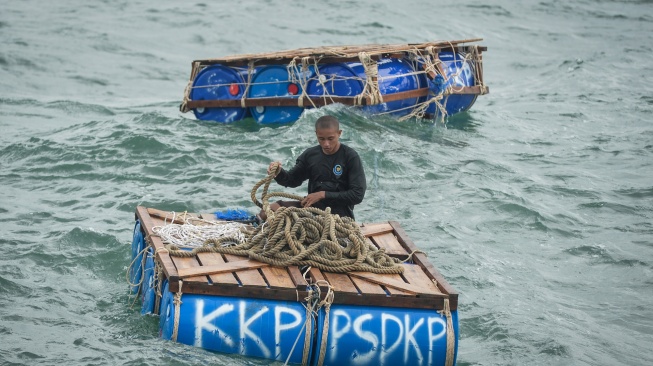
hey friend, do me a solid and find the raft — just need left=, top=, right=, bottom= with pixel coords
left=180, top=39, right=488, bottom=124
left=129, top=206, right=460, bottom=366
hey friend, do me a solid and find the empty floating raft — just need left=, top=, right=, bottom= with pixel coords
left=180, top=39, right=488, bottom=124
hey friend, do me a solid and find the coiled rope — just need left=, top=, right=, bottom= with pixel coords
left=163, top=165, right=404, bottom=275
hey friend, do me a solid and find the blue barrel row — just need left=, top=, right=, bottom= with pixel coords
left=156, top=278, right=458, bottom=366
left=190, top=52, right=477, bottom=124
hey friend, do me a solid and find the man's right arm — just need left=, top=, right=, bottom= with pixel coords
left=274, top=154, right=309, bottom=188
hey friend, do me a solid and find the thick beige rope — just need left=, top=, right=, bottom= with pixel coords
left=165, top=167, right=404, bottom=275
left=172, top=280, right=183, bottom=342
left=315, top=284, right=335, bottom=366
left=438, top=298, right=455, bottom=366
left=355, top=52, right=383, bottom=106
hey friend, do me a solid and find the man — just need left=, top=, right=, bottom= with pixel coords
left=267, top=115, right=366, bottom=220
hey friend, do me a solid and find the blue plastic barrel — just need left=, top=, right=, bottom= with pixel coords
left=248, top=65, right=314, bottom=124
left=306, top=63, right=364, bottom=100
left=140, top=248, right=156, bottom=315
left=160, top=293, right=312, bottom=364
left=313, top=303, right=459, bottom=366
left=355, top=58, right=421, bottom=118
left=159, top=281, right=172, bottom=332
left=129, top=221, right=145, bottom=294
left=190, top=64, right=248, bottom=123
left=421, top=52, right=477, bottom=118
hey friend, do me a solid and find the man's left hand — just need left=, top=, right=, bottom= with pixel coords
left=301, top=191, right=326, bottom=208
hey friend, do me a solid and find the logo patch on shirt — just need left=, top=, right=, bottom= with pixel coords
left=333, top=164, right=343, bottom=176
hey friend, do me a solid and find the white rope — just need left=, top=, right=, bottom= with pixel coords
left=152, top=217, right=247, bottom=248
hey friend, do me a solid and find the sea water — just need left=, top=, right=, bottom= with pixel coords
left=1, top=1, right=652, bottom=365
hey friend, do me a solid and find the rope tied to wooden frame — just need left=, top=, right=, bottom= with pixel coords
left=171, top=280, right=183, bottom=342
left=287, top=56, right=318, bottom=109
left=355, top=52, right=383, bottom=106
left=438, top=298, right=456, bottom=366
left=284, top=269, right=335, bottom=366
left=241, top=60, right=255, bottom=109
left=180, top=61, right=201, bottom=113
left=472, top=45, right=487, bottom=95
left=163, top=166, right=404, bottom=275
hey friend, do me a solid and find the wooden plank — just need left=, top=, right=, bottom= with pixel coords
left=185, top=88, right=431, bottom=109
left=309, top=268, right=326, bottom=283
left=147, top=208, right=188, bottom=224
left=370, top=232, right=408, bottom=257
left=349, top=275, right=387, bottom=296
left=260, top=266, right=295, bottom=289
left=322, top=272, right=359, bottom=294
left=332, top=290, right=446, bottom=310
left=223, top=254, right=268, bottom=287
left=196, top=252, right=239, bottom=286
left=177, top=259, right=269, bottom=279
left=388, top=221, right=459, bottom=310
left=171, top=256, right=207, bottom=284
left=135, top=206, right=178, bottom=280
left=200, top=213, right=217, bottom=221
left=360, top=223, right=394, bottom=237
left=179, top=281, right=447, bottom=310
left=193, top=39, right=485, bottom=66
left=288, top=266, right=307, bottom=289
left=401, top=263, right=441, bottom=295
left=444, top=85, right=487, bottom=95
left=349, top=272, right=422, bottom=295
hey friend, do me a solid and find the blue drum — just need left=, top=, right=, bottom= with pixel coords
left=129, top=220, right=145, bottom=294
left=159, top=291, right=312, bottom=364
left=248, top=65, right=314, bottom=124
left=190, top=64, right=248, bottom=123
left=313, top=303, right=459, bottom=366
left=359, top=58, right=421, bottom=118
left=140, top=248, right=157, bottom=315
left=306, top=63, right=364, bottom=100
left=420, top=52, right=477, bottom=118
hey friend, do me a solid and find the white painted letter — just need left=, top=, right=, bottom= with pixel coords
left=239, top=301, right=270, bottom=358
left=329, top=310, right=352, bottom=362
left=274, top=306, right=302, bottom=359
left=194, top=299, right=235, bottom=348
left=352, top=314, right=379, bottom=364
left=404, top=314, right=424, bottom=362
left=428, top=316, right=447, bottom=365
left=381, top=313, right=403, bottom=364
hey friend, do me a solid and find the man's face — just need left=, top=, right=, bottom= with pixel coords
left=316, top=127, right=342, bottom=155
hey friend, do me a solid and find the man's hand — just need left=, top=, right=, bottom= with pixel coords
left=301, top=191, right=326, bottom=208
left=268, top=161, right=282, bottom=177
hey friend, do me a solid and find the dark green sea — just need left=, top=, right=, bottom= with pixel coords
left=1, top=1, right=652, bottom=365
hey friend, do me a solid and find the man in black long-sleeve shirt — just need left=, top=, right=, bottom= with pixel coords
left=267, top=115, right=366, bottom=220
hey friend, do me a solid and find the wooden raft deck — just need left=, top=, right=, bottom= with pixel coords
left=136, top=206, right=458, bottom=311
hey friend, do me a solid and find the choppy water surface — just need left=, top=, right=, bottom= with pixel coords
left=1, top=1, right=652, bottom=365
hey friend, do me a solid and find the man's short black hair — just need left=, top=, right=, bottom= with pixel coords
left=315, top=115, right=340, bottom=130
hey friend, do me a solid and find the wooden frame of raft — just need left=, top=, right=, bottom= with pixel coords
left=136, top=206, right=459, bottom=311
